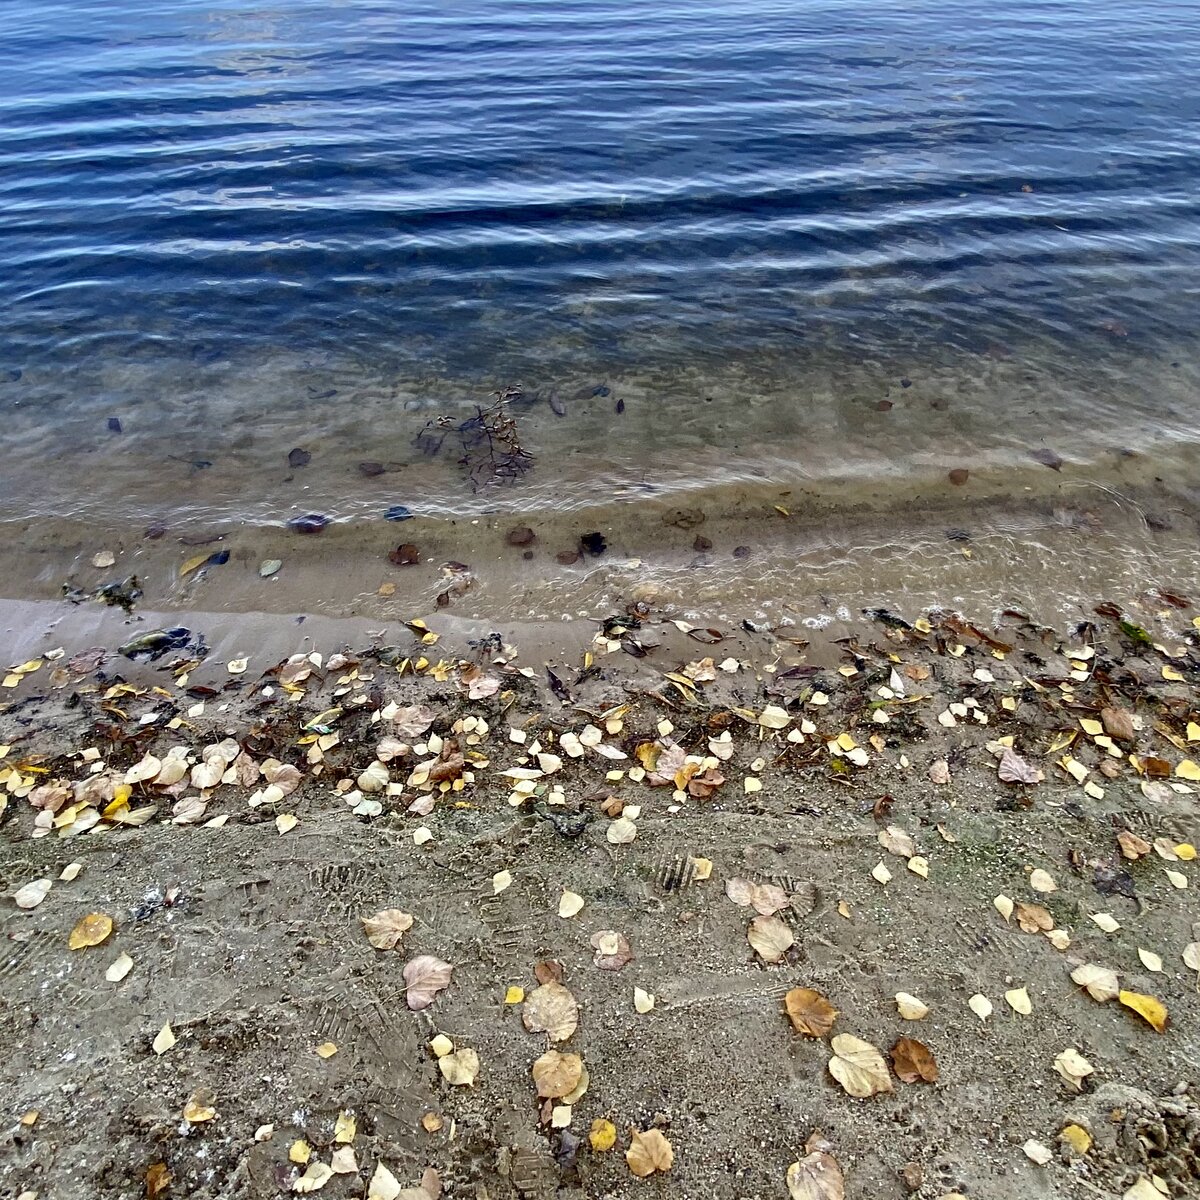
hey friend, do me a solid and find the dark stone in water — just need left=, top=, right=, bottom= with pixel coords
left=385, top=505, right=413, bottom=521
left=900, top=377, right=912, bottom=388
left=307, top=386, right=337, bottom=399
left=615, top=397, right=625, bottom=414
left=388, top=543, right=419, bottom=566
left=732, top=545, right=750, bottom=558
left=556, top=550, right=580, bottom=565
left=287, top=513, right=329, bottom=534
left=506, top=526, right=536, bottom=546
left=287, top=447, right=311, bottom=468
left=693, top=534, right=712, bottom=551
left=548, top=390, right=566, bottom=416
left=358, top=461, right=386, bottom=477
left=107, top=416, right=122, bottom=433
left=119, top=626, right=192, bottom=661
left=580, top=531, right=607, bottom=556
left=592, top=385, right=611, bottom=397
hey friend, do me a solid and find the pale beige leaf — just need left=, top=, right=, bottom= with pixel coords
left=330, top=1146, right=358, bottom=1174
left=895, top=992, right=929, bottom=1020
left=293, top=1162, right=334, bottom=1193
left=492, top=870, right=513, bottom=894
left=748, top=914, right=794, bottom=963
left=105, top=952, right=134, bottom=982
left=968, top=993, right=993, bottom=1022
left=786, top=1149, right=845, bottom=1200
left=1071, top=962, right=1120, bottom=1003
left=1183, top=942, right=1200, bottom=971
left=438, top=1048, right=479, bottom=1086
left=522, top=981, right=579, bottom=1041
left=152, top=1023, right=176, bottom=1054
left=1053, top=1047, right=1094, bottom=1091
left=1137, top=947, right=1164, bottom=973
left=993, top=894, right=1013, bottom=922
left=1023, top=1139, right=1052, bottom=1165
left=626, top=1128, right=674, bottom=1176
left=633, top=987, right=655, bottom=1014
left=827, top=1034, right=892, bottom=1098
left=1004, top=986, right=1032, bottom=1015
left=871, top=861, right=892, bottom=885
left=14, top=878, right=51, bottom=909
left=1090, top=912, right=1120, bottom=933
left=532, top=1049, right=582, bottom=1098
left=1029, top=868, right=1057, bottom=893
left=403, top=955, right=453, bottom=1010
left=558, top=890, right=584, bottom=918
left=878, top=825, right=916, bottom=858
left=361, top=909, right=414, bottom=951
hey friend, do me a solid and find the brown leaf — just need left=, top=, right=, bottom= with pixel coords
left=532, top=1049, right=583, bottom=1098
left=998, top=748, right=1040, bottom=784
left=890, top=1037, right=939, bottom=1083
left=1014, top=902, right=1054, bottom=933
left=390, top=704, right=435, bottom=738
left=361, top=909, right=414, bottom=951
left=68, top=912, right=114, bottom=950
left=522, top=981, right=579, bottom=1042
left=784, top=988, right=839, bottom=1038
left=748, top=914, right=794, bottom=963
left=403, top=955, right=452, bottom=1010
left=590, top=930, right=633, bottom=971
left=626, top=1128, right=674, bottom=1177
left=389, top=543, right=420, bottom=566
left=947, top=468, right=969, bottom=486
left=1117, top=830, right=1151, bottom=860
left=1101, top=706, right=1135, bottom=742
left=146, top=1162, right=171, bottom=1199
left=533, top=959, right=564, bottom=985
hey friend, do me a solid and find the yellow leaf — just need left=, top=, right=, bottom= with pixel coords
left=1079, top=718, right=1103, bottom=737
left=152, top=1023, right=176, bottom=1054
left=1118, top=989, right=1168, bottom=1033
left=183, top=1092, right=217, bottom=1123
left=179, top=552, right=212, bottom=577
left=504, top=985, right=525, bottom=1005
left=589, top=1118, right=617, bottom=1152
left=1162, top=665, right=1185, bottom=681
left=1176, top=759, right=1200, bottom=781
left=1188, top=721, right=1200, bottom=743
left=1176, top=843, right=1197, bottom=861
left=289, top=1140, right=311, bottom=1164
left=276, top=813, right=298, bottom=834
left=316, top=1042, right=338, bottom=1059
left=334, top=1111, right=356, bottom=1143
left=1061, top=1124, right=1092, bottom=1155
left=68, top=912, right=113, bottom=949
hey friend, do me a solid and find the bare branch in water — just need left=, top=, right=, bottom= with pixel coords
left=415, top=385, right=534, bottom=491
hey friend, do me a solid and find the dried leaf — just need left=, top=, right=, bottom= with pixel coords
left=1137, top=947, right=1164, bottom=973
left=878, top=825, right=917, bottom=858
left=403, top=955, right=453, bottom=1010
left=1071, top=962, right=1120, bottom=1002
left=895, top=992, right=929, bottom=1020
left=106, top=952, right=134, bottom=983
left=890, top=1036, right=939, bottom=1083
left=1118, top=989, right=1168, bottom=1033
left=998, top=747, right=1040, bottom=784
left=591, top=930, right=633, bottom=970
left=1053, top=1047, right=1094, bottom=1091
left=532, top=1049, right=582, bottom=1098
left=14, top=878, right=51, bottom=909
left=146, top=1162, right=171, bottom=1199
left=391, top=704, right=436, bottom=738
left=968, top=994, right=993, bottom=1022
left=828, top=1034, right=892, bottom=1097
left=558, top=890, right=585, bottom=918
left=438, top=1048, right=479, bottom=1086
left=362, top=909, right=414, bottom=951
left=152, top=1023, right=176, bottom=1054
left=786, top=1146, right=845, bottom=1200
left=1029, top=868, right=1057, bottom=893
left=1023, top=1139, right=1052, bottom=1165
left=1118, top=830, right=1152, bottom=860
left=523, top=981, right=579, bottom=1041
left=68, top=912, right=113, bottom=949
left=1004, top=986, right=1032, bottom=1015
left=589, top=1118, right=617, bottom=1152
left=993, top=894, right=1014, bottom=922
left=1014, top=902, right=1053, bottom=933
left=626, top=1128, right=674, bottom=1176
left=633, top=987, right=655, bottom=1014
left=784, top=987, right=839, bottom=1037
left=293, top=1162, right=334, bottom=1193
left=748, top=914, right=794, bottom=963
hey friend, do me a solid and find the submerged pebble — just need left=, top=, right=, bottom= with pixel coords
left=385, top=505, right=413, bottom=521
left=287, top=513, right=329, bottom=534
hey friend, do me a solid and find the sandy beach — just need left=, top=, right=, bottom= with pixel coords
left=3, top=586, right=1200, bottom=1199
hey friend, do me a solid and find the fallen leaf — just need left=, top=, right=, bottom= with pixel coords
left=1061, top=1123, right=1092, bottom=1155
left=1071, top=962, right=1120, bottom=1002
left=895, top=992, right=929, bottom=1020
left=890, top=1036, right=939, bottom=1083
left=316, top=1041, right=338, bottom=1058
left=1119, top=989, right=1167, bottom=1033
left=784, top=987, right=839, bottom=1037
left=1138, top=947, right=1164, bottom=973
left=558, top=890, right=585, bottom=918
left=523, top=981, right=579, bottom=1041
left=293, top=1162, right=334, bottom=1193
left=589, top=1118, right=617, bottom=1152
left=591, top=930, right=633, bottom=970
left=606, top=815, right=637, bottom=844
left=871, top=861, right=892, bottom=885
left=626, top=1128, right=674, bottom=1177
left=334, top=1111, right=356, bottom=1143
left=106, top=952, right=134, bottom=982
left=532, top=1049, right=583, bottom=1098
left=828, top=1034, right=892, bottom=1097
left=492, top=870, right=513, bottom=894
left=275, top=812, right=298, bottom=834
left=146, top=1162, right=171, bottom=1199
left=998, top=747, right=1040, bottom=784
left=1005, top=986, right=1032, bottom=1015
left=633, top=987, right=655, bottom=1013
left=362, top=909, right=414, bottom=951
left=1124, top=1178, right=1166, bottom=1200
left=438, top=1048, right=480, bottom=1086
left=878, top=824, right=917, bottom=858
left=1091, top=912, right=1120, bottom=933
left=1053, top=1047, right=1094, bottom=1091
left=968, top=994, right=993, bottom=1022
left=1029, top=868, right=1057, bottom=893
left=404, top=956, right=453, bottom=1010
left=68, top=912, right=113, bottom=949
left=786, top=1143, right=845, bottom=1200
left=1183, top=943, right=1200, bottom=972
left=993, top=894, right=1014, bottom=922
left=183, top=1090, right=216, bottom=1123
left=1014, top=902, right=1053, bottom=933
left=152, top=1023, right=176, bottom=1054
left=330, top=1146, right=358, bottom=1174
left=748, top=914, right=794, bottom=963
left=14, top=878, right=52, bottom=909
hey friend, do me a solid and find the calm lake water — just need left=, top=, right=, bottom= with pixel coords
left=1, top=0, right=1198, bottom=562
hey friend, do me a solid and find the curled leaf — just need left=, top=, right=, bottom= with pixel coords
left=626, top=1128, right=674, bottom=1177
left=532, top=1049, right=582, bottom=1098
left=361, top=909, right=414, bottom=951
left=403, top=955, right=453, bottom=1010
left=828, top=1034, right=892, bottom=1098
left=890, top=1036, right=939, bottom=1084
left=748, top=914, right=794, bottom=963
left=1118, top=989, right=1168, bottom=1033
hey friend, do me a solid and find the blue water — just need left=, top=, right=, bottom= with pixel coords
left=1, top=0, right=1199, bottom=524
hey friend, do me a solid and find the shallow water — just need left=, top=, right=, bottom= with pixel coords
left=1, top=0, right=1199, bottom=616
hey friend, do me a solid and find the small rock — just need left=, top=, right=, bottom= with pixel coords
left=579, top=532, right=607, bottom=556
left=556, top=550, right=580, bottom=565
left=662, top=507, right=705, bottom=530
left=107, top=416, right=123, bottom=433
left=287, top=514, right=329, bottom=534
left=385, top=505, right=413, bottom=522
left=692, top=535, right=712, bottom=552
left=507, top=526, right=536, bottom=547
left=388, top=543, right=420, bottom=566
left=358, top=461, right=386, bottom=477
left=948, top=468, right=969, bottom=486
left=287, top=448, right=311, bottom=468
